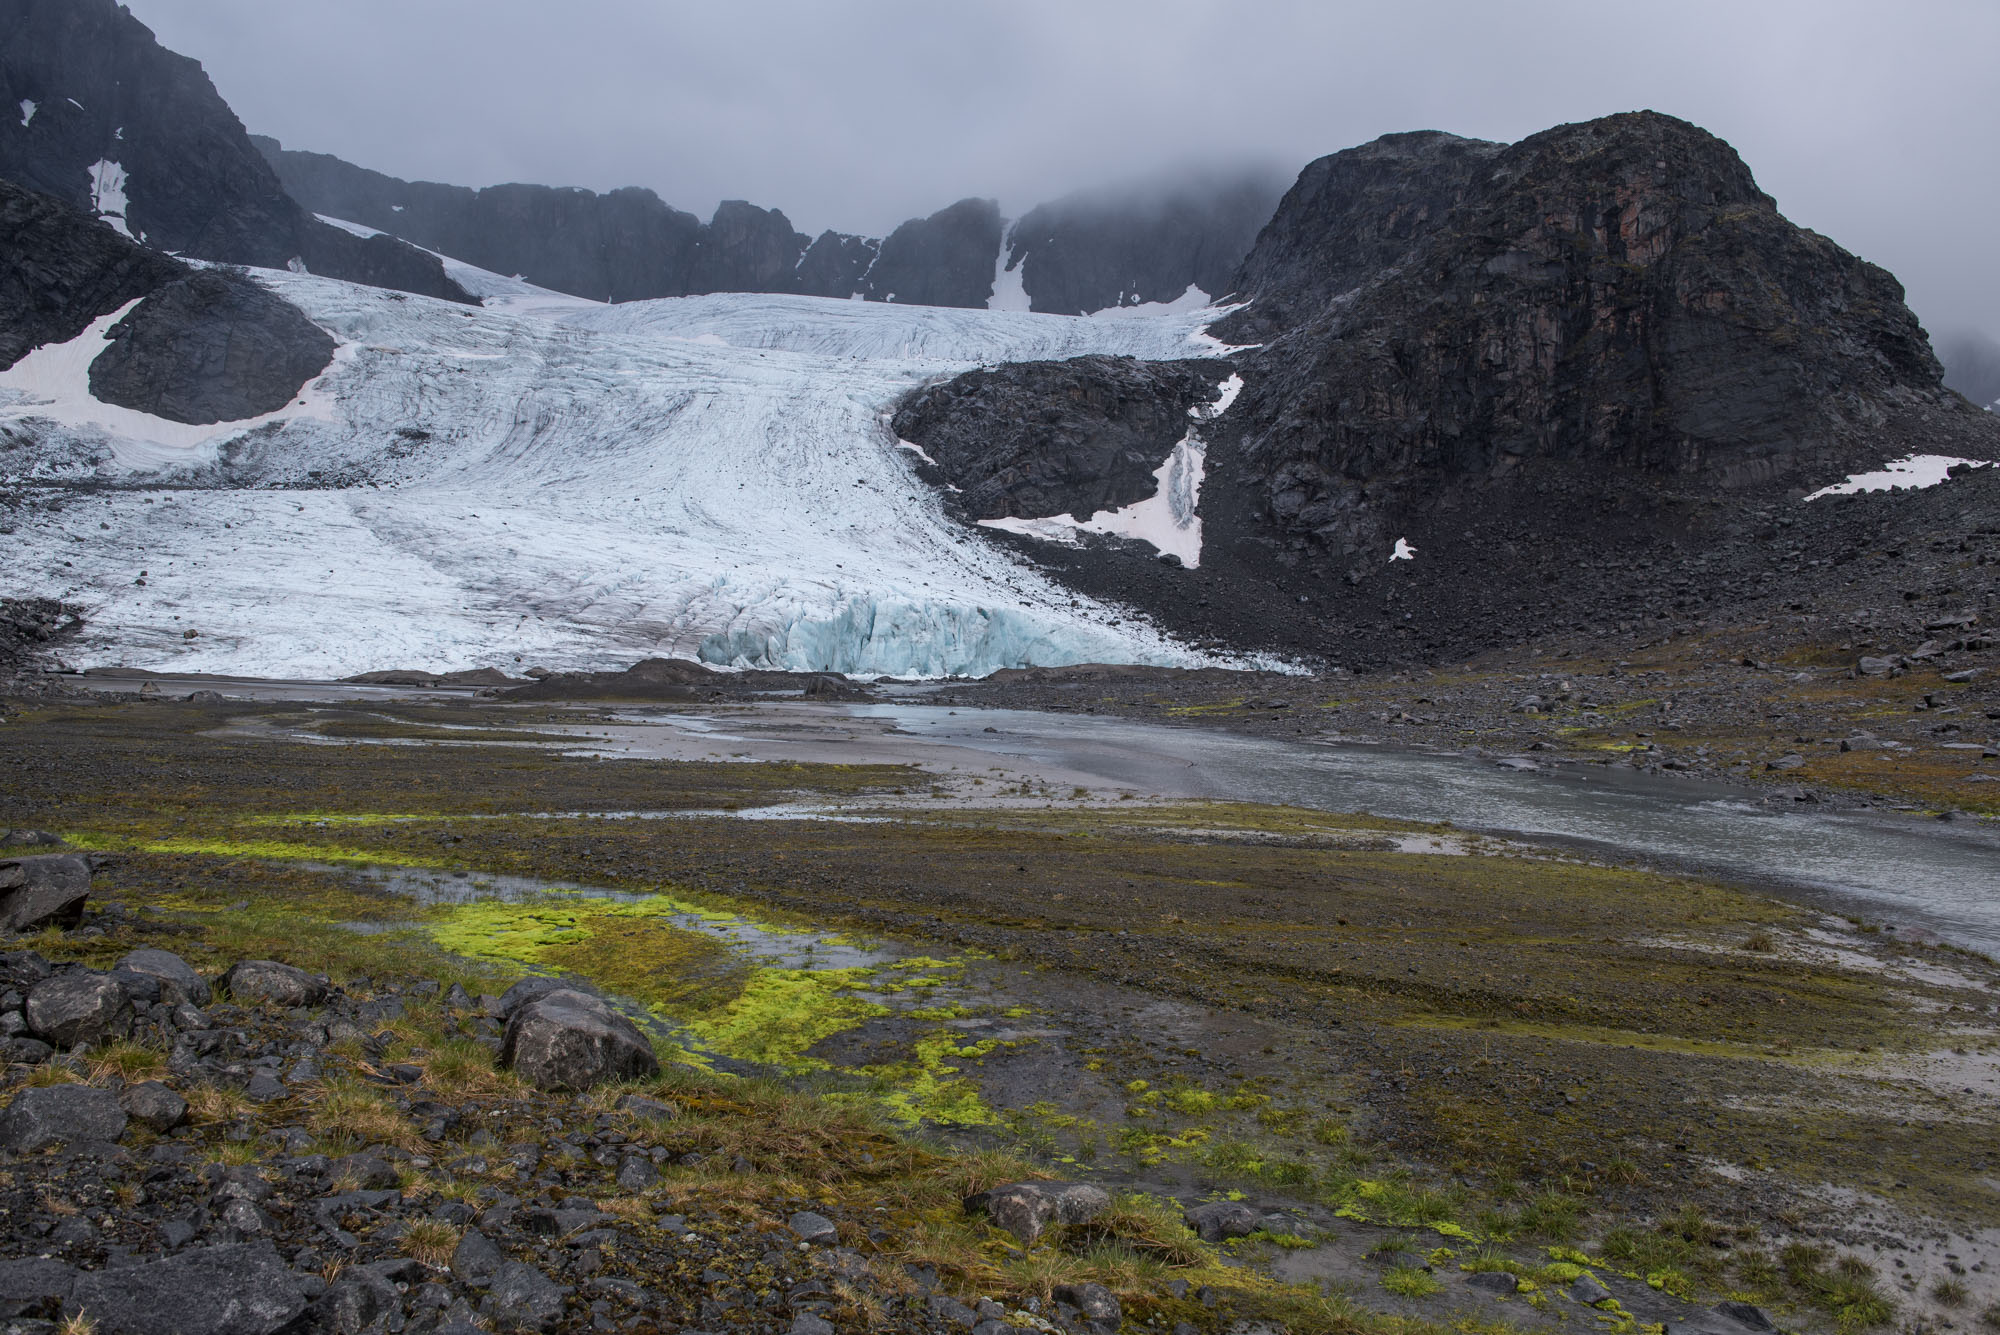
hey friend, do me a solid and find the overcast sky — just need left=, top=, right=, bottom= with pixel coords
left=124, top=0, right=1999, bottom=344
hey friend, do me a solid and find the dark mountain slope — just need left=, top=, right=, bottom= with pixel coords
left=903, top=113, right=2000, bottom=667
left=0, top=176, right=182, bottom=369
left=0, top=0, right=471, bottom=304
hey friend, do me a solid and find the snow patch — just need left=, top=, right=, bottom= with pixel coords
left=316, top=213, right=382, bottom=238
left=986, top=225, right=1032, bottom=313
left=1804, top=454, right=1994, bottom=500
left=87, top=159, right=131, bottom=238
left=1390, top=537, right=1417, bottom=562
left=1088, top=285, right=1212, bottom=319
left=983, top=428, right=1206, bottom=567
left=896, top=438, right=938, bottom=467
left=1191, top=372, right=1243, bottom=420
left=18, top=99, right=36, bottom=127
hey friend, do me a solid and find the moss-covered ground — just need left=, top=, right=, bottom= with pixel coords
left=4, top=695, right=1994, bottom=1332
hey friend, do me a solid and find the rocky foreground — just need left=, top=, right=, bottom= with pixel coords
left=0, top=850, right=1160, bottom=1335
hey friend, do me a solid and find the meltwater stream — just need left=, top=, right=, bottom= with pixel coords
left=865, top=704, right=2000, bottom=956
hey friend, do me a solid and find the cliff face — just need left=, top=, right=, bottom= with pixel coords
left=0, top=0, right=471, bottom=304
left=1002, top=169, right=1288, bottom=315
left=859, top=198, right=1002, bottom=308
left=1218, top=112, right=1980, bottom=559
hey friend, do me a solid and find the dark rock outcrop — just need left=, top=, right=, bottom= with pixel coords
left=689, top=200, right=809, bottom=295
left=86, top=268, right=336, bottom=424
left=0, top=176, right=183, bottom=369
left=893, top=355, right=1230, bottom=520
left=1005, top=168, right=1288, bottom=315
left=0, top=0, right=470, bottom=303
left=861, top=198, right=1001, bottom=308
left=792, top=229, right=879, bottom=299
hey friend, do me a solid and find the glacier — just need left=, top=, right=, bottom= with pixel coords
left=0, top=253, right=1247, bottom=679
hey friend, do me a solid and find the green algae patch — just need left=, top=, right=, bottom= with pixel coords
left=92, top=833, right=457, bottom=871
left=684, top=968, right=889, bottom=1071
left=852, top=1029, right=1001, bottom=1128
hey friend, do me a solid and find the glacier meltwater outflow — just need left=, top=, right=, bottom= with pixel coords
left=0, top=255, right=1252, bottom=679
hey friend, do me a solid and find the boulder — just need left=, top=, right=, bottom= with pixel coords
left=1184, top=1200, right=1261, bottom=1242
left=496, top=976, right=571, bottom=1018
left=487, top=1261, right=566, bottom=1331
left=964, top=1181, right=1111, bottom=1244
left=119, top=1080, right=188, bottom=1132
left=25, top=970, right=132, bottom=1047
left=450, top=1227, right=504, bottom=1283
left=217, top=960, right=328, bottom=1008
left=788, top=1211, right=838, bottom=1245
left=65, top=1241, right=306, bottom=1335
left=499, top=989, right=658, bottom=1092
left=1053, top=1281, right=1122, bottom=1329
left=115, top=948, right=211, bottom=1006
left=0, top=1256, right=77, bottom=1319
left=0, top=854, right=93, bottom=933
left=0, top=1083, right=127, bottom=1152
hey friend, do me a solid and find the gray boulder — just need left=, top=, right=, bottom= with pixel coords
left=0, top=1084, right=126, bottom=1153
left=450, top=1227, right=504, bottom=1283
left=788, top=1211, right=838, bottom=1244
left=119, top=1080, right=187, bottom=1132
left=0, top=1256, right=77, bottom=1319
left=0, top=854, right=93, bottom=933
left=115, top=948, right=211, bottom=1006
left=487, top=1261, right=566, bottom=1331
left=1184, top=1200, right=1261, bottom=1242
left=217, top=960, right=328, bottom=1008
left=496, top=976, right=570, bottom=1018
left=499, top=989, right=658, bottom=1092
left=65, top=1241, right=306, bottom=1335
left=25, top=971, right=132, bottom=1047
left=1053, top=1281, right=1121, bottom=1329
left=964, top=1181, right=1111, bottom=1244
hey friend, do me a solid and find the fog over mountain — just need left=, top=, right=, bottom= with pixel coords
left=118, top=0, right=2000, bottom=348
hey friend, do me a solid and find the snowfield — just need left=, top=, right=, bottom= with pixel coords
left=0, top=258, right=1244, bottom=679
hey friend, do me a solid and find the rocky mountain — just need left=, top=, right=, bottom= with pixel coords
left=0, top=0, right=471, bottom=305
left=1003, top=169, right=1289, bottom=315
left=1941, top=330, right=2000, bottom=411
left=1, top=175, right=335, bottom=423
left=258, top=139, right=1284, bottom=315
left=902, top=112, right=2000, bottom=666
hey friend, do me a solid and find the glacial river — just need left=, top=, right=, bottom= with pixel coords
left=864, top=703, right=2000, bottom=957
